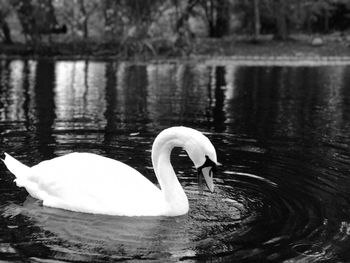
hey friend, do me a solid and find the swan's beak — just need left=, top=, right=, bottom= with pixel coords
left=201, top=166, right=215, bottom=192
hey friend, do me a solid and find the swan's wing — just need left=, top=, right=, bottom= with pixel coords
left=28, top=153, right=166, bottom=216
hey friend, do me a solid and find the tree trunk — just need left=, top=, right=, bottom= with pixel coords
left=104, top=0, right=115, bottom=39
left=253, top=0, right=260, bottom=40
left=205, top=0, right=215, bottom=37
left=1, top=20, right=13, bottom=44
left=324, top=8, right=329, bottom=33
left=208, top=20, right=215, bottom=37
left=215, top=0, right=229, bottom=38
left=274, top=0, right=288, bottom=40
left=206, top=0, right=229, bottom=38
left=78, top=0, right=88, bottom=39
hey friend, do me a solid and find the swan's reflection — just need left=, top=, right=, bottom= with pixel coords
left=3, top=196, right=194, bottom=261
left=2, top=186, right=242, bottom=261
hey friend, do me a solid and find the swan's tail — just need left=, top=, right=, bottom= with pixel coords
left=1, top=152, right=31, bottom=187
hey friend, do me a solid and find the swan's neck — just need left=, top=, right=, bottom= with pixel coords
left=152, top=136, right=189, bottom=216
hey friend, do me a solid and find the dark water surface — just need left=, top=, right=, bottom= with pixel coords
left=1, top=59, right=350, bottom=262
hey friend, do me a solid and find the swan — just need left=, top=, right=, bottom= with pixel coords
left=2, top=127, right=218, bottom=217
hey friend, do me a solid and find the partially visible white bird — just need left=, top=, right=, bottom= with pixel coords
left=2, top=127, right=218, bottom=217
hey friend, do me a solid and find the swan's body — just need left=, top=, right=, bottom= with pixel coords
left=2, top=127, right=218, bottom=217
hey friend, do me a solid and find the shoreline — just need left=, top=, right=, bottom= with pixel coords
left=2, top=54, right=350, bottom=67
left=1, top=36, right=350, bottom=65
left=197, top=55, right=350, bottom=66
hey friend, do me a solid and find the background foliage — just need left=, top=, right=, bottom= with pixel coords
left=0, top=0, right=349, bottom=54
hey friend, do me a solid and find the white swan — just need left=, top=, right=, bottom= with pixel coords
left=2, top=127, right=218, bottom=217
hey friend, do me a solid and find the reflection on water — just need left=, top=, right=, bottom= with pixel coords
left=1, top=59, right=350, bottom=262
left=55, top=61, right=107, bottom=130
left=3, top=60, right=348, bottom=142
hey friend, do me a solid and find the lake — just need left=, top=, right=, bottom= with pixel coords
left=1, top=58, right=350, bottom=262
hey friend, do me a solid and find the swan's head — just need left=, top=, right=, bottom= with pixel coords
left=152, top=126, right=219, bottom=192
left=182, top=128, right=218, bottom=192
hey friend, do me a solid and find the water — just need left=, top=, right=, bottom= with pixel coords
left=1, top=59, right=350, bottom=262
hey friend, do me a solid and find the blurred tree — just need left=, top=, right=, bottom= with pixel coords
left=103, top=0, right=119, bottom=40
left=0, top=0, right=349, bottom=51
left=303, top=0, right=350, bottom=33
left=11, top=0, right=66, bottom=43
left=199, top=0, right=230, bottom=37
left=54, top=0, right=101, bottom=40
left=330, top=0, right=350, bottom=31
left=174, top=0, right=198, bottom=33
left=252, top=0, right=260, bottom=40
left=119, top=0, right=165, bottom=55
left=10, top=0, right=34, bottom=42
left=273, top=0, right=288, bottom=40
left=0, top=0, right=13, bottom=43
left=123, top=0, right=164, bottom=36
left=77, top=0, right=88, bottom=39
left=172, top=0, right=198, bottom=52
left=76, top=0, right=99, bottom=39
left=235, top=0, right=350, bottom=40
